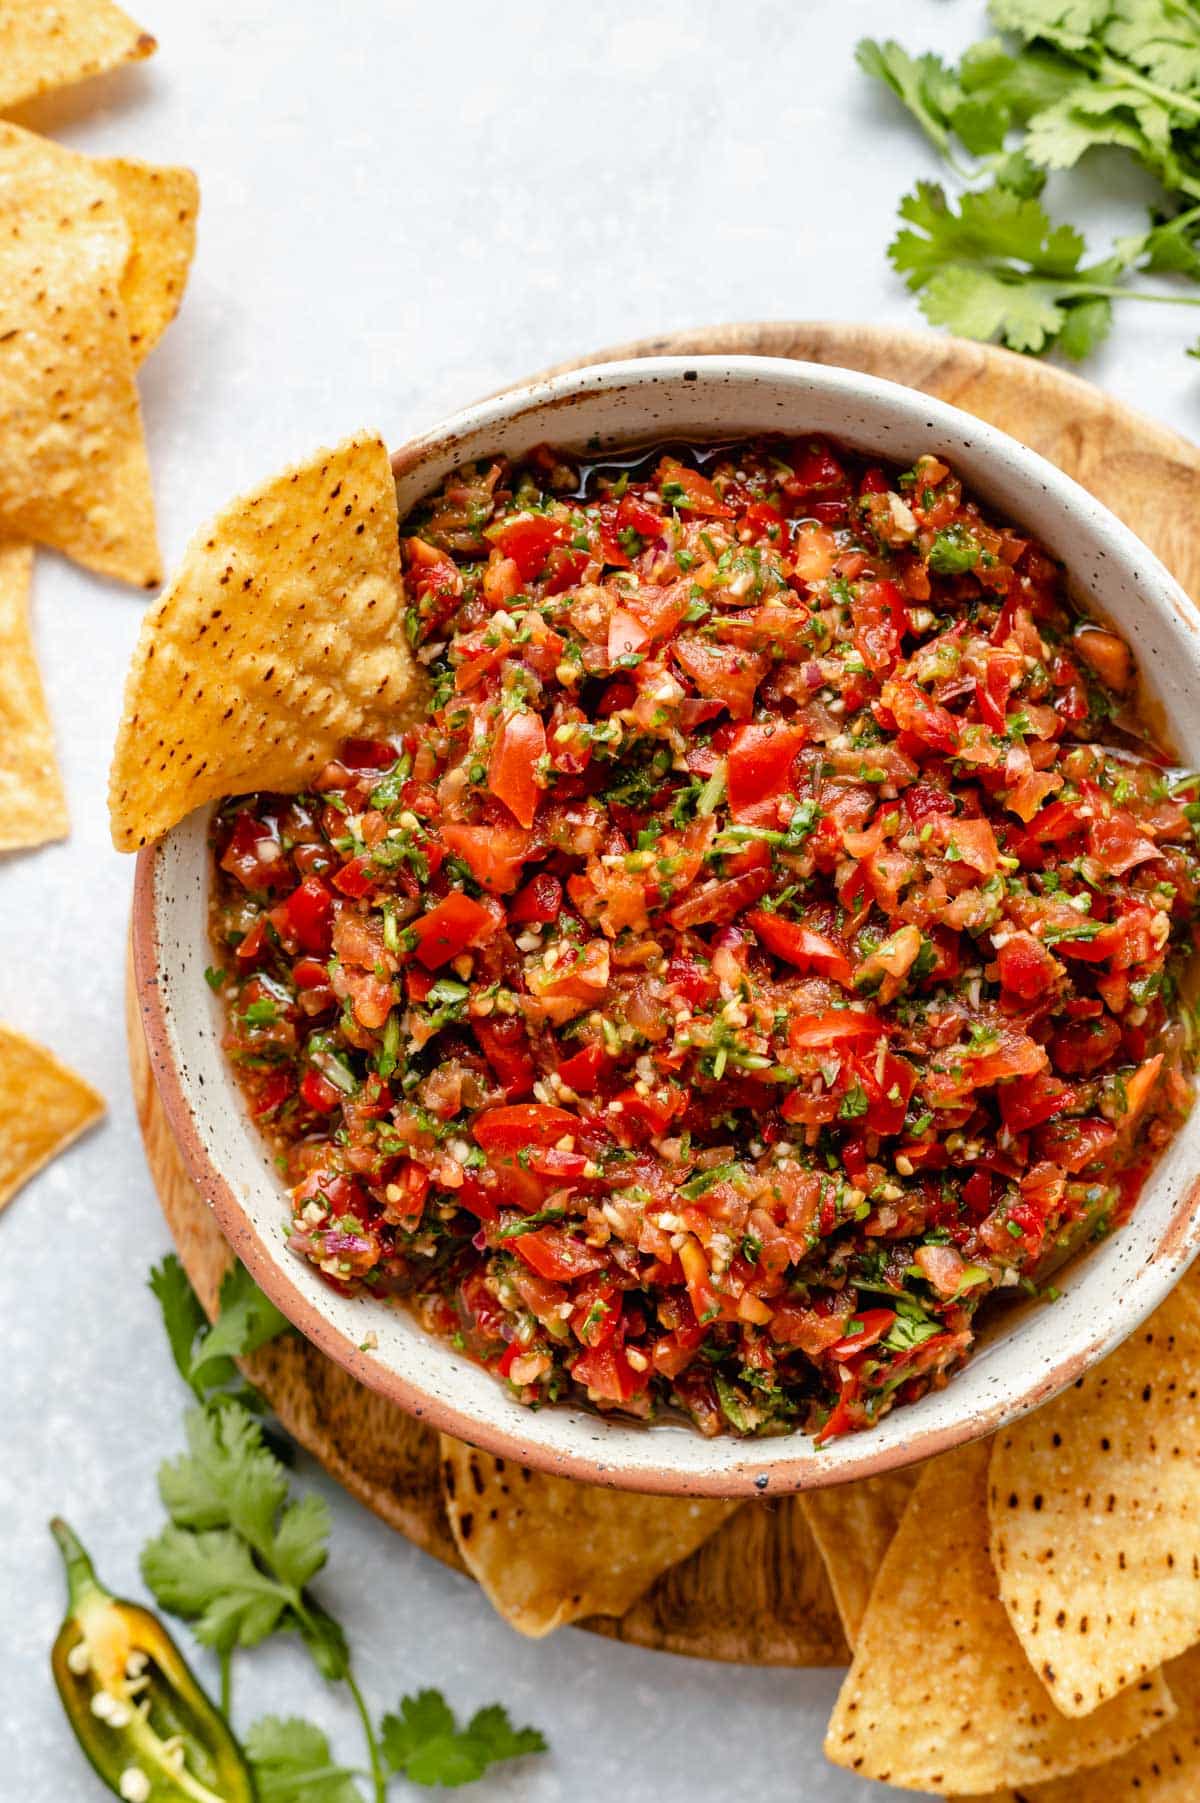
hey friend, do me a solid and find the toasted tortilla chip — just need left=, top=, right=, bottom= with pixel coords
left=1008, top=1642, right=1200, bottom=1803
left=439, top=1436, right=740, bottom=1637
left=0, top=123, right=160, bottom=587
left=594, top=1493, right=850, bottom=1665
left=0, top=1025, right=104, bottom=1209
left=800, top=1467, right=920, bottom=1647
left=0, top=0, right=155, bottom=112
left=989, top=1284, right=1200, bottom=1721
left=94, top=155, right=198, bottom=364
left=0, top=542, right=67, bottom=850
left=109, top=432, right=415, bottom=850
left=824, top=1442, right=1175, bottom=1795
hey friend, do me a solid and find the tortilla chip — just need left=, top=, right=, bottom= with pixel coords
left=93, top=155, right=198, bottom=364
left=824, top=1442, right=1175, bottom=1795
left=0, top=1025, right=104, bottom=1210
left=989, top=1283, right=1200, bottom=1720
left=0, top=123, right=160, bottom=587
left=800, top=1466, right=921, bottom=1647
left=593, top=1493, right=851, bottom=1665
left=0, top=0, right=155, bottom=112
left=109, top=431, right=416, bottom=850
left=0, top=542, right=67, bottom=850
left=439, top=1436, right=740, bottom=1637
left=1000, top=1643, right=1200, bottom=1803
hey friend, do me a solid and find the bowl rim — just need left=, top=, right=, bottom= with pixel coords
left=132, top=350, right=1200, bottom=1495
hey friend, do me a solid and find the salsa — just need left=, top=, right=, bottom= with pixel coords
left=208, top=435, right=1198, bottom=1442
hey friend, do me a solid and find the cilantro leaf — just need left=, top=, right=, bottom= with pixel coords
left=381, top=1689, right=547, bottom=1788
left=246, top=1717, right=365, bottom=1803
left=147, top=1254, right=289, bottom=1403
left=890, top=180, right=1084, bottom=292
left=193, top=1259, right=290, bottom=1380
left=988, top=0, right=1110, bottom=51
left=158, top=1403, right=290, bottom=1550
left=140, top=1524, right=291, bottom=1651
left=1106, top=0, right=1200, bottom=92
left=856, top=39, right=961, bottom=162
left=148, top=1255, right=214, bottom=1399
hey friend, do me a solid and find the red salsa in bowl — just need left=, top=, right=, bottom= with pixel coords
left=208, top=435, right=1198, bottom=1442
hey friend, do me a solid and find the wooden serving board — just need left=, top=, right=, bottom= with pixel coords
left=127, top=321, right=1200, bottom=1666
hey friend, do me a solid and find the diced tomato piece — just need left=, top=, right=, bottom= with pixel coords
left=285, top=878, right=334, bottom=956
left=571, top=1341, right=647, bottom=1402
left=668, top=866, right=773, bottom=928
left=332, top=855, right=374, bottom=900
left=300, top=1069, right=344, bottom=1112
left=472, top=1016, right=536, bottom=1100
left=673, top=637, right=766, bottom=722
left=999, top=1070, right=1075, bottom=1133
left=888, top=680, right=960, bottom=754
left=996, top=931, right=1061, bottom=1002
left=556, top=1041, right=616, bottom=1093
left=486, top=711, right=546, bottom=833
left=828, top=1309, right=896, bottom=1359
left=221, top=814, right=289, bottom=892
left=655, top=456, right=733, bottom=519
left=440, top=822, right=534, bottom=892
left=737, top=501, right=789, bottom=546
left=726, top=723, right=807, bottom=824
left=1036, top=1117, right=1117, bottom=1173
left=474, top=1102, right=581, bottom=1151
left=509, top=872, right=563, bottom=924
left=485, top=511, right=567, bottom=581
left=410, top=892, right=498, bottom=969
left=340, top=738, right=396, bottom=770
left=513, top=1225, right=607, bottom=1282
left=608, top=608, right=650, bottom=663
left=747, top=911, right=853, bottom=987
left=788, top=1010, right=883, bottom=1050
left=253, top=1068, right=295, bottom=1118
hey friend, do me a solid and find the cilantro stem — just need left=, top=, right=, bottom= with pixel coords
left=1093, top=51, right=1200, bottom=125
left=218, top=1646, right=232, bottom=1719
left=1056, top=284, right=1200, bottom=306
left=345, top=1668, right=386, bottom=1803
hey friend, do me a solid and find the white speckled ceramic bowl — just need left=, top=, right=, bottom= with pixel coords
left=132, top=355, right=1200, bottom=1495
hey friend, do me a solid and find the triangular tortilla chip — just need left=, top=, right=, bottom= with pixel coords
left=0, top=1025, right=104, bottom=1209
left=800, top=1467, right=920, bottom=1647
left=1008, top=1641, right=1200, bottom=1803
left=0, top=541, right=67, bottom=850
left=0, top=0, right=155, bottom=112
left=92, top=155, right=198, bottom=364
left=439, top=1435, right=740, bottom=1637
left=989, top=1284, right=1200, bottom=1720
left=824, top=1442, right=1175, bottom=1795
left=109, top=431, right=417, bottom=850
left=596, top=1493, right=850, bottom=1665
left=0, top=123, right=160, bottom=587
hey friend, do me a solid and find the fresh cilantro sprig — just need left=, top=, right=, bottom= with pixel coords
left=149, top=1252, right=289, bottom=1402
left=858, top=3, right=1200, bottom=358
left=138, top=1257, right=547, bottom=1799
left=381, top=1692, right=548, bottom=1789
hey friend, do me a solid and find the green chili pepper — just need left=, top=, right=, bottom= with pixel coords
left=49, top=1517, right=255, bottom=1803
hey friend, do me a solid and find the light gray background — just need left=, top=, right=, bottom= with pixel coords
left=2, top=3, right=1196, bottom=1799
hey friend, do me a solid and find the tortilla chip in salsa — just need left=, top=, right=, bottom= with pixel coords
left=439, top=1436, right=739, bottom=1637
left=108, top=432, right=416, bottom=850
left=0, top=1026, right=104, bottom=1211
left=0, top=0, right=155, bottom=112
left=0, top=543, right=67, bottom=851
left=989, top=1283, right=1200, bottom=1720
left=824, top=1441, right=1176, bottom=1795
left=0, top=123, right=160, bottom=587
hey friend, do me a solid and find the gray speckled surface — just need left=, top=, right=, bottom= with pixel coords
left=2, top=2, right=1197, bottom=1798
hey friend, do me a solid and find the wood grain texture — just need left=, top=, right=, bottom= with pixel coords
left=127, top=320, right=1200, bottom=1666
